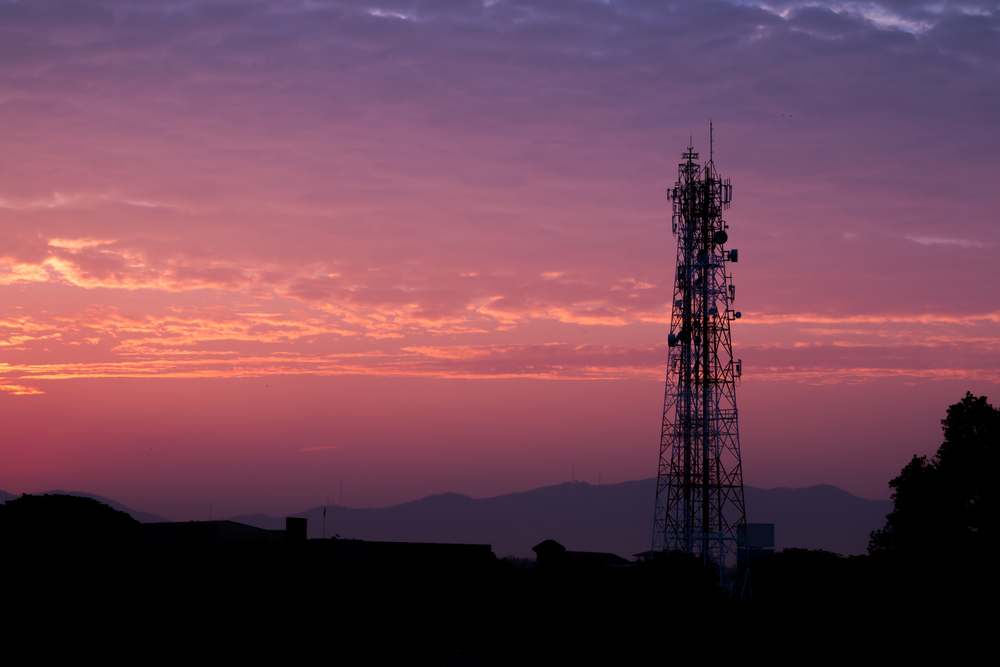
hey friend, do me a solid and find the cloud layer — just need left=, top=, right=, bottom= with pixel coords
left=3, top=1, right=998, bottom=394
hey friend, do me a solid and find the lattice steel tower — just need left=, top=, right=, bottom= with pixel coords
left=652, top=127, right=747, bottom=590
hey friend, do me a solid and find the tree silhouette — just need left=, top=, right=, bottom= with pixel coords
left=869, top=392, right=997, bottom=560
left=0, top=493, right=141, bottom=552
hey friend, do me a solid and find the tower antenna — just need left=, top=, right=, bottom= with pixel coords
left=653, top=131, right=747, bottom=595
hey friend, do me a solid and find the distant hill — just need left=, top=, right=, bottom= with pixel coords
left=4, top=490, right=169, bottom=524
left=745, top=484, right=892, bottom=555
left=230, top=480, right=892, bottom=558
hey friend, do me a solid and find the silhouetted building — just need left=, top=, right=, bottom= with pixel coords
left=285, top=516, right=307, bottom=541
left=140, top=517, right=495, bottom=567
left=738, top=523, right=775, bottom=558
left=532, top=539, right=631, bottom=569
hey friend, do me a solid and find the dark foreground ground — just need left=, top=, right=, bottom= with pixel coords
left=3, top=494, right=990, bottom=665
left=6, top=540, right=990, bottom=665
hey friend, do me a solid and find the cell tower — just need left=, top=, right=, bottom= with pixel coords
left=652, top=126, right=747, bottom=592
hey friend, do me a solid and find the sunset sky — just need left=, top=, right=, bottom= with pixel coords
left=2, top=0, right=998, bottom=520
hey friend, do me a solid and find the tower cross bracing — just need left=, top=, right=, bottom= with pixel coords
left=652, top=130, right=747, bottom=591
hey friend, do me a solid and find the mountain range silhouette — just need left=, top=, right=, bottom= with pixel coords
left=233, top=480, right=890, bottom=557
left=2, top=480, right=890, bottom=558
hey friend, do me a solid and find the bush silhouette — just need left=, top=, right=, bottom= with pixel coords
left=0, top=493, right=141, bottom=552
